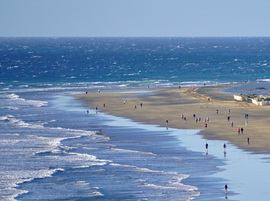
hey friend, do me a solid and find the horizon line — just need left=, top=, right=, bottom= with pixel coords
left=1, top=36, right=270, bottom=38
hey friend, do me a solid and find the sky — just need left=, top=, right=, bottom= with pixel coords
left=1, top=0, right=270, bottom=37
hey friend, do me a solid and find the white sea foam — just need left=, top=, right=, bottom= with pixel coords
left=110, top=162, right=199, bottom=199
left=0, top=106, right=19, bottom=110
left=111, top=147, right=156, bottom=156
left=89, top=190, right=104, bottom=197
left=0, top=128, right=107, bottom=201
left=0, top=168, right=64, bottom=201
left=0, top=115, right=44, bottom=129
left=257, top=78, right=270, bottom=82
left=0, top=115, right=108, bottom=141
left=110, top=163, right=162, bottom=173
left=5, top=93, right=48, bottom=107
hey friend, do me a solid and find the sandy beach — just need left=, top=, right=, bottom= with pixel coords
left=78, top=85, right=270, bottom=152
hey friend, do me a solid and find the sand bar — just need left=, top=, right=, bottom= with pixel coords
left=77, top=85, right=270, bottom=152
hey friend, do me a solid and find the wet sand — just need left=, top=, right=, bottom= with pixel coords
left=77, top=85, right=270, bottom=152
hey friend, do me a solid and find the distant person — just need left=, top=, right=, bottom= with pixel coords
left=86, top=110, right=89, bottom=114
left=205, top=123, right=208, bottom=128
left=134, top=105, right=137, bottom=110
left=103, top=103, right=106, bottom=108
left=193, top=114, right=196, bottom=119
left=85, top=91, right=88, bottom=94
left=224, top=184, right=228, bottom=199
left=240, top=127, right=244, bottom=134
left=140, top=103, right=143, bottom=108
left=227, top=116, right=230, bottom=121
left=216, top=109, right=219, bottom=114
left=247, top=137, right=250, bottom=145
left=228, top=109, right=231, bottom=115
left=205, top=142, right=209, bottom=154
left=231, top=122, right=234, bottom=127
left=225, top=184, right=228, bottom=192
left=95, top=107, right=98, bottom=114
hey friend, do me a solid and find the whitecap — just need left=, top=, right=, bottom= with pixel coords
left=257, top=78, right=270, bottom=82
left=5, top=93, right=48, bottom=107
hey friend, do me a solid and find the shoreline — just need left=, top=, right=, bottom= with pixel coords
left=77, top=84, right=270, bottom=153
left=74, top=95, right=270, bottom=201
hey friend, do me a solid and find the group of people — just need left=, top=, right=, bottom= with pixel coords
left=184, top=108, right=250, bottom=145
left=134, top=102, right=143, bottom=110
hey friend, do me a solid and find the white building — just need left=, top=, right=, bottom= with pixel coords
left=233, top=95, right=245, bottom=101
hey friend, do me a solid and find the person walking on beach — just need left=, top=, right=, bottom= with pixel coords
left=240, top=127, right=244, bottom=134
left=205, top=142, right=209, bottom=155
left=231, top=121, right=234, bottom=127
left=103, top=103, right=106, bottom=108
left=193, top=114, right=196, bottom=119
left=227, top=116, right=230, bottom=122
left=166, top=120, right=169, bottom=127
left=134, top=105, right=137, bottom=110
left=247, top=137, right=250, bottom=145
left=224, top=184, right=228, bottom=199
left=140, top=103, right=143, bottom=108
left=223, top=143, right=227, bottom=156
left=216, top=109, right=219, bottom=114
left=95, top=107, right=98, bottom=113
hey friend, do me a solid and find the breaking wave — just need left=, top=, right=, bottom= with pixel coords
left=5, top=93, right=48, bottom=107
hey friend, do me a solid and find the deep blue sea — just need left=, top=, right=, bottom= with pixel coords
left=0, top=37, right=270, bottom=201
left=1, top=37, right=270, bottom=85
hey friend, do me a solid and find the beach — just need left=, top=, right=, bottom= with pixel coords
left=78, top=84, right=270, bottom=152
left=1, top=37, right=270, bottom=200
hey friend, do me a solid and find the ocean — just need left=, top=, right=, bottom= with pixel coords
left=1, top=37, right=270, bottom=201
